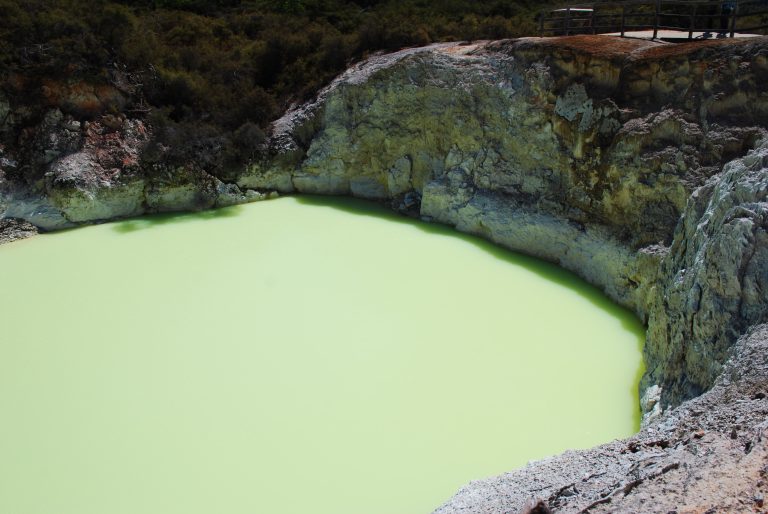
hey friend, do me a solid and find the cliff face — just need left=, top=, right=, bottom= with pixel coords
left=241, top=36, right=768, bottom=410
left=647, top=143, right=768, bottom=406
left=2, top=35, right=768, bottom=513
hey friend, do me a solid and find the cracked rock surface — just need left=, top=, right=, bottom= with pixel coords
left=0, top=217, right=37, bottom=244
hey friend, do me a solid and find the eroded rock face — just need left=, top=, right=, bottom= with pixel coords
left=0, top=109, right=268, bottom=229
left=1, top=35, right=768, bottom=513
left=646, top=141, right=768, bottom=405
left=0, top=217, right=37, bottom=244
left=242, top=36, right=768, bottom=410
left=239, top=37, right=768, bottom=511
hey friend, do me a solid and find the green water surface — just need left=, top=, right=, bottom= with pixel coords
left=0, top=196, right=644, bottom=514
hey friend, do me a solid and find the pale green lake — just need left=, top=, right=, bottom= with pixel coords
left=0, top=196, right=644, bottom=514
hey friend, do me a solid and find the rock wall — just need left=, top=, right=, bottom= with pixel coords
left=2, top=34, right=768, bottom=512
left=0, top=105, right=267, bottom=230
left=239, top=36, right=768, bottom=411
left=646, top=140, right=768, bottom=405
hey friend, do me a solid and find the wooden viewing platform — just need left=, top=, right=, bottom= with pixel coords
left=540, top=0, right=768, bottom=41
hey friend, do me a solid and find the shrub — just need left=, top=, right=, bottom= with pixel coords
left=0, top=0, right=555, bottom=171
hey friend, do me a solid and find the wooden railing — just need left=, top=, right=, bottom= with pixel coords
left=539, top=0, right=768, bottom=39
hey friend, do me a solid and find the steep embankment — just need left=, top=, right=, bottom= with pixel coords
left=242, top=35, right=768, bottom=412
left=2, top=35, right=768, bottom=512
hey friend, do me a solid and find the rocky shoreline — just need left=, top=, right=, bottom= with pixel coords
left=438, top=324, right=768, bottom=514
left=2, top=35, right=768, bottom=512
left=0, top=217, right=37, bottom=244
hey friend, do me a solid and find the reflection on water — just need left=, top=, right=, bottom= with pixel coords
left=295, top=196, right=642, bottom=333
left=0, top=196, right=645, bottom=514
left=112, top=204, right=245, bottom=233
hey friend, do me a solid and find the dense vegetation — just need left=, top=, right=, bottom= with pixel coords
left=0, top=0, right=551, bottom=177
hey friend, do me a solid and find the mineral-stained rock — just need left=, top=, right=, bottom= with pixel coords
left=645, top=139, right=768, bottom=406
left=27, top=109, right=84, bottom=170
left=242, top=36, right=768, bottom=410
left=238, top=36, right=768, bottom=511
left=0, top=217, right=38, bottom=244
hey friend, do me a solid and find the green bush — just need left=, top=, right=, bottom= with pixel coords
left=0, top=0, right=554, bottom=171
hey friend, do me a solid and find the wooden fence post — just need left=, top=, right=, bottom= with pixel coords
left=621, top=4, right=626, bottom=36
left=689, top=3, right=697, bottom=39
left=653, top=0, right=661, bottom=39
left=730, top=1, right=739, bottom=37
left=565, top=7, right=572, bottom=35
